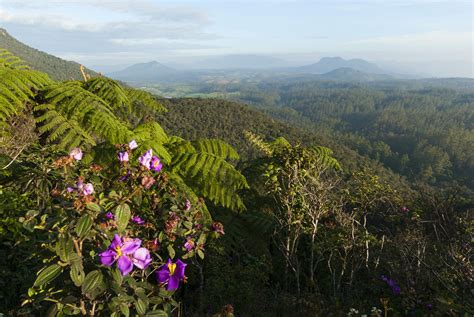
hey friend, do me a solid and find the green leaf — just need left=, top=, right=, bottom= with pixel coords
left=34, top=264, right=62, bottom=287
left=146, top=310, right=168, bottom=317
left=82, top=270, right=106, bottom=299
left=115, top=204, right=131, bottom=233
left=120, top=303, right=130, bottom=317
left=167, top=245, right=175, bottom=259
left=70, top=261, right=85, bottom=287
left=135, top=298, right=148, bottom=315
left=86, top=203, right=102, bottom=213
left=197, top=249, right=205, bottom=260
left=75, top=214, right=93, bottom=238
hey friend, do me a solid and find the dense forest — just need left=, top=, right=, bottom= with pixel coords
left=0, top=42, right=473, bottom=317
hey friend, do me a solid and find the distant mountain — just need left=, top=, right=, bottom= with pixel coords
left=296, top=56, right=387, bottom=75
left=319, top=67, right=393, bottom=81
left=191, top=54, right=288, bottom=70
left=0, top=28, right=97, bottom=81
left=109, top=61, right=186, bottom=83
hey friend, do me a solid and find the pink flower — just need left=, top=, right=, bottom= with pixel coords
left=129, top=140, right=138, bottom=150
left=139, top=149, right=153, bottom=169
left=118, top=151, right=129, bottom=162
left=150, top=156, right=163, bottom=172
left=69, top=148, right=83, bottom=161
left=83, top=183, right=94, bottom=196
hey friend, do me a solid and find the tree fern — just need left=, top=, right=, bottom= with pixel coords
left=34, top=103, right=96, bottom=149
left=0, top=52, right=51, bottom=121
left=83, top=77, right=132, bottom=116
left=125, top=87, right=167, bottom=113
left=39, top=82, right=133, bottom=146
left=168, top=137, right=248, bottom=210
left=132, top=122, right=171, bottom=163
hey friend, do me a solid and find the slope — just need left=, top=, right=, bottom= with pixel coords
left=0, top=28, right=98, bottom=81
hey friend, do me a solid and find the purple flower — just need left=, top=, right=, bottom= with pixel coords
left=82, top=183, right=94, bottom=196
left=185, top=200, right=191, bottom=211
left=150, top=156, right=163, bottom=172
left=99, top=234, right=142, bottom=276
left=119, top=170, right=131, bottom=182
left=401, top=206, right=410, bottom=212
left=66, top=187, right=74, bottom=193
left=105, top=212, right=115, bottom=220
left=381, top=275, right=401, bottom=295
left=427, top=304, right=433, bottom=310
left=184, top=238, right=195, bottom=251
left=69, top=148, right=83, bottom=161
left=156, top=259, right=187, bottom=291
left=132, top=216, right=145, bottom=225
left=118, top=152, right=129, bottom=162
left=139, top=149, right=153, bottom=169
left=129, top=140, right=138, bottom=150
left=132, top=247, right=152, bottom=269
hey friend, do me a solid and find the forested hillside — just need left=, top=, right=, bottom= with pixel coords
left=156, top=98, right=411, bottom=190
left=0, top=28, right=98, bottom=81
left=177, top=81, right=474, bottom=196
left=0, top=38, right=472, bottom=316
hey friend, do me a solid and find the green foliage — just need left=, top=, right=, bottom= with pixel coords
left=168, top=137, right=248, bottom=210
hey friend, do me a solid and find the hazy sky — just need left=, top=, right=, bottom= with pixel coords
left=0, top=0, right=472, bottom=77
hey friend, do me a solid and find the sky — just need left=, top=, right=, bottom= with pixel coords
left=0, top=0, right=472, bottom=77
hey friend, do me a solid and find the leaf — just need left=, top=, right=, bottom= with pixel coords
left=115, top=204, right=131, bottom=233
left=86, top=203, right=102, bottom=213
left=70, top=261, right=85, bottom=287
left=81, top=270, right=106, bottom=299
left=75, top=214, right=93, bottom=238
left=34, top=264, right=62, bottom=287
left=167, top=245, right=175, bottom=259
left=197, top=249, right=205, bottom=260
left=135, top=298, right=148, bottom=315
left=146, top=310, right=168, bottom=317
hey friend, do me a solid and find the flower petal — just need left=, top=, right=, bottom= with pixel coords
left=122, top=239, right=141, bottom=254
left=117, top=255, right=133, bottom=276
left=99, top=250, right=116, bottom=266
left=156, top=268, right=170, bottom=283
left=175, top=259, right=187, bottom=280
left=167, top=275, right=180, bottom=291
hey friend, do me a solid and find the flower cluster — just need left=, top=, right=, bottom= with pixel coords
left=67, top=178, right=94, bottom=196
left=99, top=234, right=152, bottom=276
left=381, top=275, right=401, bottom=295
left=139, top=149, right=163, bottom=172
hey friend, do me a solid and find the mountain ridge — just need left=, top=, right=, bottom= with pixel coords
left=0, top=28, right=98, bottom=81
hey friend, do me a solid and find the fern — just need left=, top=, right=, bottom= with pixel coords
left=125, top=88, right=167, bottom=113
left=83, top=77, right=132, bottom=116
left=0, top=52, right=51, bottom=121
left=34, top=103, right=96, bottom=149
left=132, top=122, right=171, bottom=163
left=40, top=82, right=133, bottom=145
left=168, top=137, right=248, bottom=210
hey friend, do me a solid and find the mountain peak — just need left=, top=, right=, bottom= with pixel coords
left=298, top=56, right=386, bottom=75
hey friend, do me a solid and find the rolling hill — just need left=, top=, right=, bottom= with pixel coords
left=0, top=28, right=98, bottom=81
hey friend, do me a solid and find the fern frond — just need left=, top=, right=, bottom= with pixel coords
left=169, top=138, right=248, bottom=210
left=41, top=82, right=132, bottom=144
left=125, top=88, right=167, bottom=113
left=34, top=103, right=96, bottom=149
left=192, top=139, right=240, bottom=161
left=133, top=122, right=171, bottom=163
left=244, top=130, right=273, bottom=156
left=84, top=77, right=132, bottom=115
left=308, top=145, right=341, bottom=170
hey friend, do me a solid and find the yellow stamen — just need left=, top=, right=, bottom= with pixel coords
left=115, top=246, right=122, bottom=257
left=168, top=263, right=176, bottom=276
